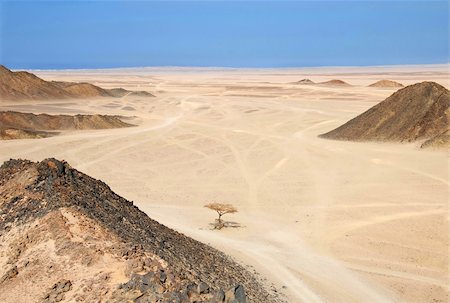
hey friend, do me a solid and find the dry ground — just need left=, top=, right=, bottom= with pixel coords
left=0, top=65, right=448, bottom=303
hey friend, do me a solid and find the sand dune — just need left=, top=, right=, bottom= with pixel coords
left=0, top=65, right=448, bottom=303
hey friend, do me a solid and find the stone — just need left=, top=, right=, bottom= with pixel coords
left=215, top=289, right=226, bottom=302
left=225, top=285, right=246, bottom=303
left=198, top=281, right=210, bottom=294
left=159, top=270, right=167, bottom=283
left=42, top=280, right=72, bottom=303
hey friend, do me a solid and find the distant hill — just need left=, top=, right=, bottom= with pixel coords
left=319, top=79, right=351, bottom=86
left=0, top=158, right=276, bottom=302
left=294, top=79, right=315, bottom=85
left=0, top=65, right=154, bottom=100
left=320, top=82, right=449, bottom=145
left=368, top=80, right=404, bottom=88
left=0, top=111, right=133, bottom=140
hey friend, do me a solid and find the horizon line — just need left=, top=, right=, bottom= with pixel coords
left=13, top=62, right=450, bottom=72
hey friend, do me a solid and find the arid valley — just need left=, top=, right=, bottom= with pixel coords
left=0, top=65, right=448, bottom=303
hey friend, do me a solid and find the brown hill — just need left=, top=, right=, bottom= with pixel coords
left=320, top=82, right=450, bottom=144
left=319, top=79, right=351, bottom=86
left=107, top=87, right=155, bottom=98
left=0, top=111, right=133, bottom=140
left=294, top=79, right=315, bottom=85
left=0, top=65, right=73, bottom=100
left=0, top=158, right=277, bottom=302
left=51, top=81, right=112, bottom=98
left=368, top=80, right=404, bottom=88
left=0, top=65, right=154, bottom=100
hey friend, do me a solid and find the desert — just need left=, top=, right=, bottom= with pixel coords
left=0, top=64, right=448, bottom=303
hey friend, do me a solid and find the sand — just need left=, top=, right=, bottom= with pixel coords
left=0, top=64, right=448, bottom=303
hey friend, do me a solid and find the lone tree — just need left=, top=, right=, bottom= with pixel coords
left=204, top=203, right=238, bottom=230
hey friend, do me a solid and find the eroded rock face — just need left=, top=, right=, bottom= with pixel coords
left=0, top=158, right=278, bottom=303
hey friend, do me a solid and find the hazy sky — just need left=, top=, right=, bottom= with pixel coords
left=0, top=1, right=448, bottom=69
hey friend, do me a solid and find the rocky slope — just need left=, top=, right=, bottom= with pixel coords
left=0, top=158, right=278, bottom=303
left=320, top=82, right=449, bottom=145
left=0, top=111, right=133, bottom=140
left=0, top=65, right=154, bottom=100
left=420, top=130, right=450, bottom=149
left=368, top=80, right=404, bottom=88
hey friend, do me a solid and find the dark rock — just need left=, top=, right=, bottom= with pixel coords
left=215, top=289, right=226, bottom=302
left=42, top=280, right=72, bottom=303
left=198, top=281, right=209, bottom=294
left=159, top=270, right=167, bottom=283
left=234, top=285, right=246, bottom=303
left=225, top=285, right=246, bottom=303
left=0, top=266, right=18, bottom=283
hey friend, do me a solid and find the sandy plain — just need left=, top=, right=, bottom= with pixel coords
left=0, top=64, right=448, bottom=303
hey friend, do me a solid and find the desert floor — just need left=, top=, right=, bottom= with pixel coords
left=0, top=65, right=448, bottom=303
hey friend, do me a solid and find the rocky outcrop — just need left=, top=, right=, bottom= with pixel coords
left=0, top=158, right=278, bottom=303
left=0, top=65, right=154, bottom=100
left=320, top=82, right=449, bottom=146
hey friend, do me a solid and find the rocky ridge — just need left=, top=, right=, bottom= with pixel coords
left=0, top=158, right=279, bottom=303
left=0, top=65, right=154, bottom=100
left=0, top=111, right=133, bottom=140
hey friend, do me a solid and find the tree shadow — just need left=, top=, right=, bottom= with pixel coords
left=208, top=219, right=243, bottom=230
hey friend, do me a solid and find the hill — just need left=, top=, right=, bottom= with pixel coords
left=319, top=79, right=351, bottom=86
left=0, top=65, right=154, bottom=100
left=368, top=80, right=404, bottom=88
left=319, top=82, right=449, bottom=144
left=0, top=111, right=133, bottom=140
left=0, top=158, right=277, bottom=302
left=294, top=79, right=315, bottom=85
left=0, top=65, right=74, bottom=100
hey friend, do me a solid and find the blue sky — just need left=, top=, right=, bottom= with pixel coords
left=0, top=1, right=448, bottom=69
